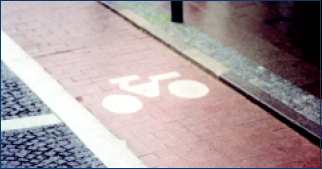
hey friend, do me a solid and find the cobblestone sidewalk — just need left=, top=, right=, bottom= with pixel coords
left=1, top=62, right=105, bottom=168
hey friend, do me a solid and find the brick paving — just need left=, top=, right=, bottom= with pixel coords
left=2, top=2, right=320, bottom=168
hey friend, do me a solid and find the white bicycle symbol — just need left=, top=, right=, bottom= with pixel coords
left=102, top=71, right=209, bottom=114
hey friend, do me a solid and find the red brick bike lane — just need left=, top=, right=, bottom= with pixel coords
left=2, top=2, right=320, bottom=167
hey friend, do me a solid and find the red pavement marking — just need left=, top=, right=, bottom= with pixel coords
left=2, top=2, right=320, bottom=168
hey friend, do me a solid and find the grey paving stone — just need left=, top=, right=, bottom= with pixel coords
left=1, top=62, right=51, bottom=120
left=1, top=124, right=105, bottom=168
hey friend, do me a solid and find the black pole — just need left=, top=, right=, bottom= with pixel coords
left=171, top=1, right=183, bottom=23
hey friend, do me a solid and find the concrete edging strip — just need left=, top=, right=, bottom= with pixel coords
left=1, top=114, right=62, bottom=131
left=1, top=31, right=146, bottom=168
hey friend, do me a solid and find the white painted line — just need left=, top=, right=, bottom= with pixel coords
left=102, top=94, right=143, bottom=114
left=168, top=80, right=209, bottom=99
left=110, top=75, right=140, bottom=84
left=149, top=71, right=180, bottom=81
left=1, top=114, right=62, bottom=131
left=1, top=31, right=146, bottom=168
left=111, top=72, right=181, bottom=98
